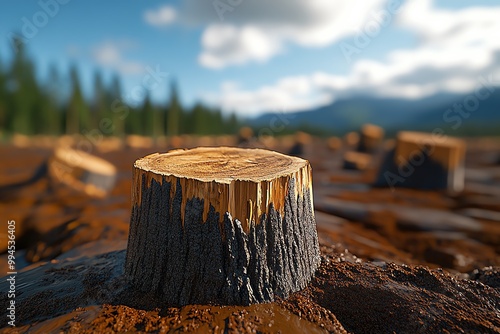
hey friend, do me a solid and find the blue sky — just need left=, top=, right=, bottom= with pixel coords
left=1, top=0, right=499, bottom=117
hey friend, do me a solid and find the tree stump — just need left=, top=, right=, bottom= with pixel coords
left=125, top=147, right=320, bottom=306
left=342, top=151, right=372, bottom=171
left=47, top=147, right=117, bottom=197
left=374, top=131, right=466, bottom=192
left=357, top=124, right=385, bottom=153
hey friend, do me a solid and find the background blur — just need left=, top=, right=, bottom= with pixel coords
left=1, top=0, right=499, bottom=138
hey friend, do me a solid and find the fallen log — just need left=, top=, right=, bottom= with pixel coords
left=48, top=147, right=117, bottom=197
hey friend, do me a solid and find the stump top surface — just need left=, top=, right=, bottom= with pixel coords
left=397, top=131, right=466, bottom=149
left=135, top=146, right=308, bottom=183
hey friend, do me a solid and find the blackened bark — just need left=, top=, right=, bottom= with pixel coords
left=125, top=177, right=320, bottom=306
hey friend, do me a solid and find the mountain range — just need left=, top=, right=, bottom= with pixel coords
left=251, top=88, right=500, bottom=136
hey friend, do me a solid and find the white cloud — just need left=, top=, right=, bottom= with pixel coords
left=198, top=24, right=281, bottom=69
left=92, top=41, right=144, bottom=75
left=203, top=0, right=500, bottom=115
left=181, top=0, right=387, bottom=68
left=203, top=75, right=333, bottom=117
left=144, top=5, right=177, bottom=27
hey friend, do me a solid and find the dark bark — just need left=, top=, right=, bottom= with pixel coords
left=125, top=176, right=320, bottom=306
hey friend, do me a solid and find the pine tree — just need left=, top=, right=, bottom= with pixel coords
left=191, top=102, right=209, bottom=135
left=109, top=74, right=125, bottom=138
left=154, top=102, right=164, bottom=138
left=0, top=41, right=243, bottom=138
left=126, top=107, right=143, bottom=135
left=210, top=109, right=224, bottom=135
left=142, top=92, right=154, bottom=136
left=166, top=80, right=181, bottom=136
left=39, top=64, right=62, bottom=135
left=0, top=54, right=7, bottom=134
left=66, top=65, right=89, bottom=134
left=228, top=113, right=239, bottom=134
left=92, top=70, right=107, bottom=131
left=8, top=37, right=39, bottom=135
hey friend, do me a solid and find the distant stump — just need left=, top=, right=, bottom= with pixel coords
left=374, top=131, right=466, bottom=192
left=357, top=124, right=385, bottom=154
left=125, top=147, right=320, bottom=306
left=48, top=147, right=117, bottom=197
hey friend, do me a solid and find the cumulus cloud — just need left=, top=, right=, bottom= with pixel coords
left=385, top=0, right=500, bottom=95
left=198, top=24, right=282, bottom=69
left=203, top=75, right=333, bottom=116
left=92, top=41, right=144, bottom=75
left=182, top=0, right=387, bottom=68
left=203, top=0, right=500, bottom=115
left=144, top=5, right=177, bottom=27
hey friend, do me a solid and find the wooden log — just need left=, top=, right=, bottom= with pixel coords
left=97, top=137, right=123, bottom=153
left=344, top=131, right=360, bottom=148
left=125, top=135, right=154, bottom=149
left=357, top=124, right=385, bottom=153
left=374, top=131, right=466, bottom=192
left=125, top=147, right=320, bottom=306
left=48, top=147, right=117, bottom=197
left=287, top=131, right=312, bottom=157
left=237, top=126, right=254, bottom=145
left=327, top=136, right=342, bottom=152
left=342, top=151, right=372, bottom=171
left=0, top=147, right=117, bottom=199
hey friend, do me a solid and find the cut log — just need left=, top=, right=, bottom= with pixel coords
left=125, top=135, right=154, bottom=149
left=344, top=131, right=360, bottom=148
left=125, top=146, right=320, bottom=306
left=357, top=124, right=385, bottom=153
left=374, top=131, right=466, bottom=192
left=237, top=126, right=254, bottom=145
left=48, top=147, right=117, bottom=197
left=342, top=151, right=372, bottom=171
left=287, top=131, right=311, bottom=157
left=97, top=137, right=123, bottom=153
left=327, top=136, right=342, bottom=152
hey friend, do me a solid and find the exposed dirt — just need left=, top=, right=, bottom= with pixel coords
left=1, top=137, right=500, bottom=333
left=1, top=241, right=499, bottom=333
left=282, top=244, right=500, bottom=334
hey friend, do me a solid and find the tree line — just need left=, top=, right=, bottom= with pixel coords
left=0, top=39, right=241, bottom=138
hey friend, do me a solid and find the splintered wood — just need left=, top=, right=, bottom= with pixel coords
left=125, top=146, right=320, bottom=306
left=132, top=147, right=313, bottom=232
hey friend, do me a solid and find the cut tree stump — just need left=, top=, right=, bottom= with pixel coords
left=342, top=151, right=372, bottom=171
left=125, top=147, right=320, bottom=306
left=0, top=147, right=117, bottom=199
left=48, top=147, right=117, bottom=197
left=374, top=131, right=466, bottom=192
left=357, top=124, right=385, bottom=153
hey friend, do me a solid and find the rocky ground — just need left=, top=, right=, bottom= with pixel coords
left=1, top=136, right=500, bottom=333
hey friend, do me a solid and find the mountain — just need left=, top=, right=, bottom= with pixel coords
left=250, top=89, right=500, bottom=136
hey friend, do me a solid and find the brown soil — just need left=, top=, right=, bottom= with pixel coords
left=1, top=137, right=500, bottom=333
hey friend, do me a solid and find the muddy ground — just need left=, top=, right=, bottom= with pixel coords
left=0, top=136, right=500, bottom=333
